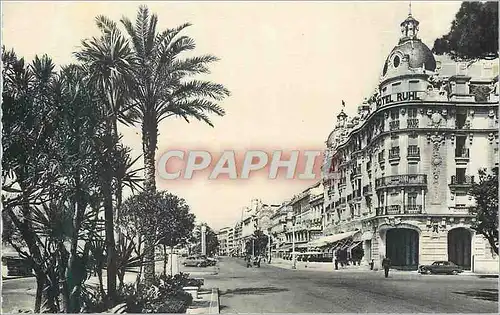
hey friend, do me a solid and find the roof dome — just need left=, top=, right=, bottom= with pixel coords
left=382, top=12, right=436, bottom=76
left=384, top=40, right=436, bottom=72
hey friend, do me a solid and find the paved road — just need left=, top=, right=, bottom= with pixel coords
left=203, top=257, right=498, bottom=313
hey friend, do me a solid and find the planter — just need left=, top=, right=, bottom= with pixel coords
left=183, top=286, right=199, bottom=300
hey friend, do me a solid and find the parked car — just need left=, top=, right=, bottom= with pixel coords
left=182, top=256, right=210, bottom=267
left=418, top=261, right=463, bottom=275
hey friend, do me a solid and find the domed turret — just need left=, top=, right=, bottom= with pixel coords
left=382, top=10, right=436, bottom=78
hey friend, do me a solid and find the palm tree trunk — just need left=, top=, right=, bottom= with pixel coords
left=142, top=115, right=158, bottom=285
left=102, top=123, right=117, bottom=304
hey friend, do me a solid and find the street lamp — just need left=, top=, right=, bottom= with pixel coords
left=267, top=228, right=272, bottom=263
left=292, top=215, right=296, bottom=269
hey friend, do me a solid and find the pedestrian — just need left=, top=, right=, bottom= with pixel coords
left=246, top=254, right=252, bottom=268
left=382, top=257, right=391, bottom=278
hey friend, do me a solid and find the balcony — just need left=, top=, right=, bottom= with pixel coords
left=389, top=147, right=400, bottom=162
left=375, top=174, right=427, bottom=190
left=407, top=118, right=419, bottom=129
left=449, top=175, right=474, bottom=191
left=405, top=205, right=423, bottom=214
left=389, top=120, right=400, bottom=131
left=386, top=205, right=401, bottom=215
left=376, top=205, right=423, bottom=215
left=407, top=145, right=420, bottom=160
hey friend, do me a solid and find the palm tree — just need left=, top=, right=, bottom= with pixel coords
left=118, top=5, right=230, bottom=282
left=74, top=16, right=137, bottom=302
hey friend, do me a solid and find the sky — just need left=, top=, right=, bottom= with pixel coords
left=2, top=1, right=462, bottom=230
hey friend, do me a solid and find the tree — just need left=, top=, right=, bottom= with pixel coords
left=74, top=15, right=137, bottom=300
left=156, top=193, right=195, bottom=275
left=191, top=225, right=219, bottom=256
left=245, top=230, right=269, bottom=256
left=432, top=2, right=498, bottom=61
left=114, top=5, right=230, bottom=283
left=470, top=168, right=499, bottom=255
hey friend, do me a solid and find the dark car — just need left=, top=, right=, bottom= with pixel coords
left=182, top=256, right=210, bottom=267
left=418, top=261, right=463, bottom=275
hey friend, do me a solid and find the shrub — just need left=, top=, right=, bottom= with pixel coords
left=115, top=273, right=194, bottom=313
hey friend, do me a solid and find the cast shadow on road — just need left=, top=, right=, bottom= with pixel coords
left=220, top=286, right=289, bottom=297
left=452, top=288, right=498, bottom=302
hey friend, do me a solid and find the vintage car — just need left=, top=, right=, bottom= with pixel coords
left=182, top=256, right=210, bottom=267
left=418, top=261, right=463, bottom=275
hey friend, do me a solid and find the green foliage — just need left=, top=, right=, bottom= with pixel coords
left=191, top=225, right=219, bottom=256
left=432, top=2, right=498, bottom=61
left=2, top=47, right=141, bottom=312
left=116, top=273, right=194, bottom=313
left=469, top=168, right=499, bottom=255
left=245, top=230, right=269, bottom=256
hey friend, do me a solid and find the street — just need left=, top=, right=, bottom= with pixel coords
left=203, top=257, right=498, bottom=313
left=3, top=256, right=498, bottom=313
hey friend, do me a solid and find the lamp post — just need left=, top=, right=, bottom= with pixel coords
left=292, top=216, right=296, bottom=269
left=267, top=228, right=272, bottom=264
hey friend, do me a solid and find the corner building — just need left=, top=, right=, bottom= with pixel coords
left=321, top=13, right=499, bottom=273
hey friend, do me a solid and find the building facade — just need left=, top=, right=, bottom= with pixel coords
left=319, top=13, right=499, bottom=272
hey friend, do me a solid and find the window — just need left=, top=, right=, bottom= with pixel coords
left=408, top=193, right=417, bottom=206
left=456, top=112, right=467, bottom=129
left=392, top=82, right=402, bottom=93
left=393, top=56, right=400, bottom=68
left=408, top=108, right=418, bottom=118
left=391, top=164, right=398, bottom=175
left=408, top=163, right=418, bottom=174
left=409, top=80, right=419, bottom=92
left=456, top=168, right=466, bottom=182
left=390, top=110, right=399, bottom=120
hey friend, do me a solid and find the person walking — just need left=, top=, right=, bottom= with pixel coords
left=382, top=257, right=391, bottom=278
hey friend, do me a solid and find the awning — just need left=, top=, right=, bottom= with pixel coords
left=307, top=230, right=359, bottom=248
left=347, top=241, right=362, bottom=252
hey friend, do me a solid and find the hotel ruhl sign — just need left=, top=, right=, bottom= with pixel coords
left=376, top=91, right=421, bottom=107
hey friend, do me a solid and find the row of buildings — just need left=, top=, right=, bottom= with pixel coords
left=217, top=12, right=499, bottom=273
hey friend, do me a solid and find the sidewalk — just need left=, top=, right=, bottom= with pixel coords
left=186, top=288, right=220, bottom=314
left=269, top=259, right=498, bottom=277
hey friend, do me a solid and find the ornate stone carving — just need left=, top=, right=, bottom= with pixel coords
left=469, top=133, right=474, bottom=146
left=488, top=133, right=494, bottom=142
left=488, top=109, right=495, bottom=118
left=450, top=133, right=455, bottom=145
left=469, top=109, right=475, bottom=117
left=401, top=108, right=406, bottom=116
left=430, top=133, right=445, bottom=204
left=430, top=111, right=444, bottom=128
left=427, top=109, right=433, bottom=117
left=419, top=108, right=425, bottom=115
left=442, top=109, right=448, bottom=117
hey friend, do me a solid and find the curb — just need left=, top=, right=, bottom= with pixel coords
left=208, top=288, right=220, bottom=314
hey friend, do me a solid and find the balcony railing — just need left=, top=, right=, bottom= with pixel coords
left=389, top=147, right=400, bottom=160
left=386, top=205, right=401, bottom=214
left=455, top=148, right=470, bottom=159
left=407, top=145, right=420, bottom=159
left=376, top=205, right=423, bottom=215
left=389, top=120, right=400, bottom=131
left=450, top=175, right=474, bottom=186
left=375, top=174, right=427, bottom=189
left=407, top=118, right=419, bottom=129
left=405, top=205, right=423, bottom=214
